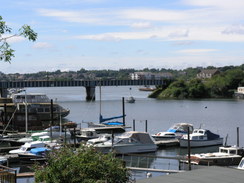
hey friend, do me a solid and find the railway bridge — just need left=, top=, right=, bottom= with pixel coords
left=0, top=79, right=165, bottom=100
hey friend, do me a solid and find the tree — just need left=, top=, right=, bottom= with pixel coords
left=34, top=145, right=132, bottom=183
left=0, top=16, right=37, bottom=62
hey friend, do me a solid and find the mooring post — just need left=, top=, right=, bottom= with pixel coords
left=237, top=127, right=239, bottom=147
left=187, top=126, right=191, bottom=171
left=133, top=119, right=135, bottom=131
left=50, top=99, right=54, bottom=142
left=145, top=120, right=148, bottom=132
left=122, top=97, right=125, bottom=126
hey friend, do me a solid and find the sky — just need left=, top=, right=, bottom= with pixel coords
left=1, top=0, right=244, bottom=74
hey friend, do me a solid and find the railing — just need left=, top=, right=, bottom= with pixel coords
left=0, top=165, right=17, bottom=183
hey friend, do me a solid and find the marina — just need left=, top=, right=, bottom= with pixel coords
left=0, top=86, right=243, bottom=182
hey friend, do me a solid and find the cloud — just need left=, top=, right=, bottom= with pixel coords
left=32, top=42, right=53, bottom=49
left=130, top=22, right=152, bottom=29
left=177, top=49, right=218, bottom=55
left=168, top=29, right=189, bottom=38
left=222, top=24, right=244, bottom=35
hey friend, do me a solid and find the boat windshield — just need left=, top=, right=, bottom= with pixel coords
left=20, top=146, right=27, bottom=151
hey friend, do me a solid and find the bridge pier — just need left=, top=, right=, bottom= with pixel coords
left=85, top=86, right=96, bottom=101
left=0, top=88, right=8, bottom=98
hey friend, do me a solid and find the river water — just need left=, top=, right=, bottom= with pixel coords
left=22, top=86, right=244, bottom=181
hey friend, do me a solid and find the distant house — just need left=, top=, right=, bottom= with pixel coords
left=130, top=72, right=173, bottom=80
left=234, top=87, right=244, bottom=99
left=197, top=69, right=220, bottom=79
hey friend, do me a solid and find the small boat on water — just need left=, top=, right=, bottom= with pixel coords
left=139, top=86, right=156, bottom=92
left=179, top=128, right=223, bottom=148
left=126, top=96, right=135, bottom=103
left=94, top=131, right=157, bottom=154
left=182, top=146, right=244, bottom=166
left=152, top=123, right=193, bottom=141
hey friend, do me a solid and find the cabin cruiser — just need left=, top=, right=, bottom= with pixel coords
left=0, top=93, right=70, bottom=131
left=76, top=126, right=125, bottom=142
left=31, top=126, right=71, bottom=141
left=94, top=131, right=157, bottom=154
left=182, top=146, right=244, bottom=166
left=86, top=134, right=112, bottom=146
left=11, top=93, right=70, bottom=120
left=152, top=123, right=193, bottom=141
left=179, top=128, right=223, bottom=148
left=9, top=141, right=47, bottom=154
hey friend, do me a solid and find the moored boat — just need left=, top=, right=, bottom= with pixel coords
left=126, top=96, right=135, bottom=103
left=179, top=128, right=223, bottom=147
left=94, top=131, right=157, bottom=154
left=182, top=146, right=244, bottom=166
left=152, top=123, right=193, bottom=141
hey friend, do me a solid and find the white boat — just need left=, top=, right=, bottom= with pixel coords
left=9, top=141, right=47, bottom=154
left=126, top=96, right=135, bottom=103
left=18, top=147, right=50, bottom=160
left=237, top=157, right=244, bottom=170
left=94, top=131, right=157, bottom=154
left=183, top=146, right=244, bottom=166
left=86, top=134, right=112, bottom=146
left=31, top=126, right=71, bottom=141
left=76, top=126, right=125, bottom=142
left=179, top=128, right=223, bottom=147
left=152, top=123, right=193, bottom=141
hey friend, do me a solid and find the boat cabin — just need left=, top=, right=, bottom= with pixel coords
left=186, top=129, right=220, bottom=141
left=219, top=146, right=244, bottom=156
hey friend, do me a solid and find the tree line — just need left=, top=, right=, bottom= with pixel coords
left=149, top=65, right=244, bottom=99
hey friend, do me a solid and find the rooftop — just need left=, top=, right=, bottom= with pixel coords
left=136, top=166, right=244, bottom=183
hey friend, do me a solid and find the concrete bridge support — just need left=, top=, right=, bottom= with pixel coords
left=85, top=86, right=96, bottom=101
left=0, top=88, right=8, bottom=98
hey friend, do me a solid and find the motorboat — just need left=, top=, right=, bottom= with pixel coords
left=179, top=128, right=223, bottom=147
left=76, top=126, right=125, bottom=142
left=94, top=131, right=157, bottom=154
left=86, top=134, right=112, bottom=146
left=9, top=141, right=47, bottom=154
left=18, top=147, right=50, bottom=160
left=237, top=157, right=244, bottom=170
left=31, top=126, right=71, bottom=141
left=0, top=93, right=70, bottom=131
left=182, top=146, right=244, bottom=166
left=152, top=123, right=193, bottom=141
left=126, top=96, right=135, bottom=103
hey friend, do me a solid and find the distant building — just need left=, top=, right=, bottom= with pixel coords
left=197, top=69, right=220, bottom=79
left=130, top=72, right=173, bottom=80
left=235, top=87, right=244, bottom=99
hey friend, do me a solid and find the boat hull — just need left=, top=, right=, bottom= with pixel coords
left=189, top=155, right=242, bottom=166
left=180, top=138, right=223, bottom=147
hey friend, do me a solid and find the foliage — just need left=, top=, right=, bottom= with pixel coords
left=0, top=16, right=37, bottom=62
left=154, top=67, right=244, bottom=99
left=34, top=145, right=131, bottom=183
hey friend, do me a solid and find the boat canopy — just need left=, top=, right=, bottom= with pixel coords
left=121, top=131, right=154, bottom=144
left=205, top=130, right=220, bottom=140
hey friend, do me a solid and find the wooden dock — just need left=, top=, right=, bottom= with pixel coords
left=128, top=167, right=184, bottom=173
left=155, top=139, right=179, bottom=148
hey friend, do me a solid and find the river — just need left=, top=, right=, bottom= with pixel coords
left=21, top=86, right=244, bottom=181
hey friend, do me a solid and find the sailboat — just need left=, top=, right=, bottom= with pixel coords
left=87, top=84, right=126, bottom=128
